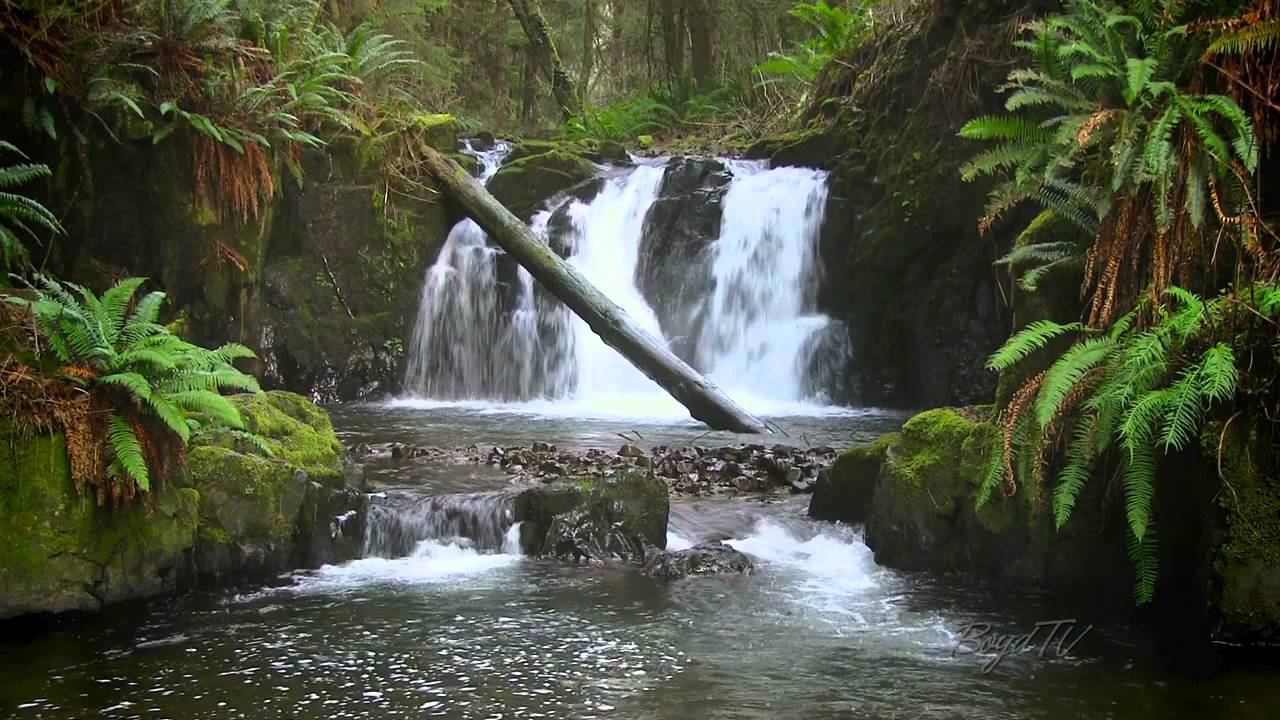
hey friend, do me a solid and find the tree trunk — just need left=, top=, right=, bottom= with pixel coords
left=657, top=0, right=685, bottom=90
left=506, top=0, right=580, bottom=119
left=582, top=0, right=598, bottom=94
left=418, top=147, right=770, bottom=434
left=687, top=0, right=715, bottom=89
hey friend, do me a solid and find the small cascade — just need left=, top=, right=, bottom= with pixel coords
left=365, top=490, right=520, bottom=559
left=548, top=163, right=672, bottom=403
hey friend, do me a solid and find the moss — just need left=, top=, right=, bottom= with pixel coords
left=212, top=391, right=345, bottom=486
left=411, top=113, right=461, bottom=150
left=488, top=149, right=596, bottom=220
left=1211, top=424, right=1280, bottom=639
left=180, top=392, right=347, bottom=556
left=809, top=433, right=897, bottom=523
left=0, top=425, right=199, bottom=618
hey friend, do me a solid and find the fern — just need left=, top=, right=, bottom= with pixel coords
left=0, top=141, right=63, bottom=274
left=986, top=320, right=1083, bottom=371
left=979, top=283, right=1277, bottom=605
left=9, top=275, right=268, bottom=494
left=108, top=413, right=150, bottom=491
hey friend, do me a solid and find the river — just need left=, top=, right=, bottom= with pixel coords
left=2, top=406, right=1278, bottom=719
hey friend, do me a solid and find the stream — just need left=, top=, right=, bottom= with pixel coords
left=3, top=149, right=1278, bottom=718
left=2, top=407, right=1279, bottom=719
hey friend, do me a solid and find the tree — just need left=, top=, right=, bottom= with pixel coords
left=657, top=0, right=685, bottom=90
left=506, top=0, right=581, bottom=118
left=687, top=0, right=716, bottom=89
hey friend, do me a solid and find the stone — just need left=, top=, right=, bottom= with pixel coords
left=0, top=392, right=366, bottom=620
left=618, top=443, right=646, bottom=458
left=514, top=471, right=669, bottom=564
left=635, top=157, right=733, bottom=361
left=489, top=144, right=597, bottom=221
left=644, top=541, right=754, bottom=579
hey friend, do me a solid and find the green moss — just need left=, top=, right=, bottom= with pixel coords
left=411, top=113, right=461, bottom=149
left=180, top=391, right=346, bottom=553
left=1211, top=424, right=1280, bottom=639
left=209, top=391, right=345, bottom=486
left=810, top=433, right=897, bottom=523
left=0, top=425, right=199, bottom=618
left=488, top=149, right=596, bottom=219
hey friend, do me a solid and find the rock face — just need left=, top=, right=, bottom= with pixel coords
left=636, top=157, right=732, bottom=364
left=643, top=541, right=753, bottom=579
left=513, top=470, right=669, bottom=564
left=0, top=430, right=199, bottom=619
left=0, top=392, right=367, bottom=620
left=48, top=119, right=459, bottom=403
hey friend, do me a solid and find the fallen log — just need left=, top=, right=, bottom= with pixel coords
left=419, top=146, right=770, bottom=434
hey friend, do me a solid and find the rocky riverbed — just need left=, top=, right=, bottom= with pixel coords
left=349, top=440, right=839, bottom=497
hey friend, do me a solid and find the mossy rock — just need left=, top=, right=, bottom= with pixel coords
left=488, top=149, right=596, bottom=220
left=808, top=433, right=897, bottom=524
left=745, top=127, right=832, bottom=169
left=412, top=113, right=462, bottom=150
left=180, top=391, right=365, bottom=579
left=0, top=427, right=198, bottom=619
left=514, top=469, right=669, bottom=562
left=1211, top=425, right=1280, bottom=641
left=194, top=391, right=346, bottom=487
left=863, top=408, right=1031, bottom=571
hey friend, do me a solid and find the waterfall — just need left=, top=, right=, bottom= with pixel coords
left=400, top=152, right=848, bottom=415
left=697, top=163, right=842, bottom=403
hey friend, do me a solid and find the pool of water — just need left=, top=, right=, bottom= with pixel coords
left=2, top=405, right=1278, bottom=719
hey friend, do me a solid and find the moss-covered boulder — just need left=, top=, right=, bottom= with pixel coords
left=411, top=113, right=462, bottom=150
left=488, top=143, right=598, bottom=220
left=181, top=391, right=366, bottom=580
left=0, top=428, right=198, bottom=619
left=513, top=470, right=669, bottom=564
left=1211, top=425, right=1280, bottom=642
left=854, top=408, right=1121, bottom=588
left=808, top=433, right=896, bottom=524
left=0, top=392, right=366, bottom=619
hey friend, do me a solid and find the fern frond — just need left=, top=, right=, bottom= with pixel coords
left=108, top=413, right=150, bottom=491
left=987, top=320, right=1083, bottom=371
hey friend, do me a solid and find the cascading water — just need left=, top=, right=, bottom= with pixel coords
left=364, top=490, right=521, bottom=558
left=697, top=163, right=844, bottom=404
left=400, top=151, right=849, bottom=416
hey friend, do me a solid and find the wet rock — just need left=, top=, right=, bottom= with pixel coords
left=636, top=158, right=733, bottom=361
left=644, top=541, right=754, bottom=579
left=489, top=147, right=597, bottom=221
left=514, top=471, right=669, bottom=565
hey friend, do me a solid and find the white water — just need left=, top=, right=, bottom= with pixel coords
left=400, top=154, right=850, bottom=419
left=700, top=165, right=837, bottom=402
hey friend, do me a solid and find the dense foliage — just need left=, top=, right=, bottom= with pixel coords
left=964, top=0, right=1279, bottom=603
left=4, top=275, right=265, bottom=499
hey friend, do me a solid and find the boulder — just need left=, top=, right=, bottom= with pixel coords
left=808, top=434, right=896, bottom=524
left=514, top=470, right=669, bottom=564
left=644, top=541, right=754, bottom=579
left=636, top=157, right=733, bottom=363
left=0, top=392, right=366, bottom=619
left=182, top=391, right=368, bottom=581
left=489, top=145, right=597, bottom=221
